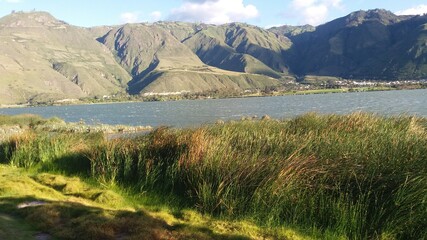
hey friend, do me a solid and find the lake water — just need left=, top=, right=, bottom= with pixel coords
left=1, top=89, right=426, bottom=128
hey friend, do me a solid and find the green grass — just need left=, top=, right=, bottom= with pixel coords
left=0, top=114, right=63, bottom=127
left=0, top=213, right=39, bottom=240
left=1, top=113, right=426, bottom=239
left=0, top=165, right=299, bottom=239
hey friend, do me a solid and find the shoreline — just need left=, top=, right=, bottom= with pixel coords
left=1, top=85, right=426, bottom=109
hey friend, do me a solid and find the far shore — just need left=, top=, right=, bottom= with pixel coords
left=1, top=85, right=426, bottom=109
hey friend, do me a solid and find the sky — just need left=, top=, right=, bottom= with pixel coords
left=0, top=0, right=427, bottom=28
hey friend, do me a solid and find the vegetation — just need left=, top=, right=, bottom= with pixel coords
left=0, top=114, right=151, bottom=143
left=0, top=11, right=130, bottom=105
left=1, top=165, right=279, bottom=239
left=0, top=114, right=62, bottom=127
left=1, top=113, right=426, bottom=239
left=100, top=22, right=283, bottom=96
left=269, top=24, right=315, bottom=37
left=288, top=10, right=427, bottom=80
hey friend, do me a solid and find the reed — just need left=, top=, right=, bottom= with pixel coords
left=0, top=114, right=62, bottom=127
left=1, top=113, right=426, bottom=239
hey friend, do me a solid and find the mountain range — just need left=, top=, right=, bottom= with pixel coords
left=0, top=9, right=426, bottom=104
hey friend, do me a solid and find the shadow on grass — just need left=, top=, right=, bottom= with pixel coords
left=0, top=197, right=251, bottom=240
left=39, top=152, right=91, bottom=176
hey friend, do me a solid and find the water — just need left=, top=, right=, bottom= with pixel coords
left=1, top=89, right=426, bottom=128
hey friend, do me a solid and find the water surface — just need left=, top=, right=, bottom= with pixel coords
left=1, top=89, right=426, bottom=128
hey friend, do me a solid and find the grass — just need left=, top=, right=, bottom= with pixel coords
left=0, top=165, right=297, bottom=239
left=0, top=114, right=63, bottom=127
left=0, top=113, right=426, bottom=239
left=0, top=213, right=39, bottom=240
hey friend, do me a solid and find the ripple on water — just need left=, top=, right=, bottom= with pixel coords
left=1, top=89, right=426, bottom=128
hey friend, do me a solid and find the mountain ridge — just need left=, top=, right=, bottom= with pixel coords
left=0, top=11, right=131, bottom=104
left=285, top=9, right=427, bottom=79
left=0, top=9, right=427, bottom=104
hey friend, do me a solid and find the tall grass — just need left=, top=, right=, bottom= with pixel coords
left=1, top=113, right=426, bottom=239
left=0, top=114, right=62, bottom=127
left=1, top=131, right=102, bottom=173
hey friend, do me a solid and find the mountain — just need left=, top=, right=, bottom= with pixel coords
left=0, top=11, right=131, bottom=104
left=269, top=24, right=315, bottom=37
left=1, top=9, right=427, bottom=105
left=154, top=22, right=292, bottom=78
left=285, top=9, right=427, bottom=80
left=98, top=23, right=280, bottom=95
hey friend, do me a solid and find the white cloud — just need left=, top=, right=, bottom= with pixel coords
left=324, top=0, right=342, bottom=8
left=292, top=0, right=317, bottom=9
left=396, top=4, right=427, bottom=16
left=120, top=12, right=140, bottom=24
left=4, top=0, right=22, bottom=3
left=264, top=24, right=285, bottom=29
left=150, top=11, right=162, bottom=22
left=168, top=0, right=259, bottom=24
left=290, top=0, right=343, bottom=26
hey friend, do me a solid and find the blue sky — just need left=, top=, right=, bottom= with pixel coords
left=1, top=0, right=427, bottom=28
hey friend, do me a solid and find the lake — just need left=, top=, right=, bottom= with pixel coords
left=1, top=89, right=426, bottom=128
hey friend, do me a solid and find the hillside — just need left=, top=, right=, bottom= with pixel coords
left=268, top=24, right=315, bottom=37
left=0, top=11, right=131, bottom=104
left=1, top=9, right=427, bottom=104
left=99, top=23, right=281, bottom=95
left=154, top=22, right=292, bottom=78
left=285, top=9, right=427, bottom=80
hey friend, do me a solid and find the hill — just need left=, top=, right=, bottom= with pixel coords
left=1, top=9, right=427, bottom=104
left=154, top=22, right=291, bottom=78
left=0, top=11, right=131, bottom=104
left=99, top=23, right=281, bottom=95
left=285, top=9, right=427, bottom=80
left=269, top=24, right=315, bottom=37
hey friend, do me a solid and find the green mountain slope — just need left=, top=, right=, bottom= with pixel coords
left=99, top=23, right=280, bottom=95
left=384, top=15, right=427, bottom=79
left=286, top=9, right=427, bottom=80
left=269, top=24, right=315, bottom=37
left=0, top=12, right=131, bottom=104
left=1, top=9, right=427, bottom=104
left=155, top=22, right=292, bottom=78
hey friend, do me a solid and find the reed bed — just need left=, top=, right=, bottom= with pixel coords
left=0, top=114, right=59, bottom=127
left=1, top=113, right=426, bottom=239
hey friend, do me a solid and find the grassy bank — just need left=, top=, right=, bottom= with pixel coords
left=0, top=114, right=151, bottom=143
left=1, top=113, right=426, bottom=239
left=1, top=165, right=286, bottom=239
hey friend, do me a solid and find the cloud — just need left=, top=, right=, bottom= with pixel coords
left=4, top=0, right=22, bottom=3
left=264, top=24, right=285, bottom=29
left=168, top=0, right=259, bottom=24
left=396, top=4, right=427, bottom=16
left=150, top=11, right=162, bottom=22
left=290, top=0, right=343, bottom=26
left=120, top=12, right=140, bottom=24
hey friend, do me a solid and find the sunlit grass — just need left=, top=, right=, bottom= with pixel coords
left=0, top=165, right=298, bottom=239
left=1, top=113, right=426, bottom=239
left=0, top=114, right=62, bottom=127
